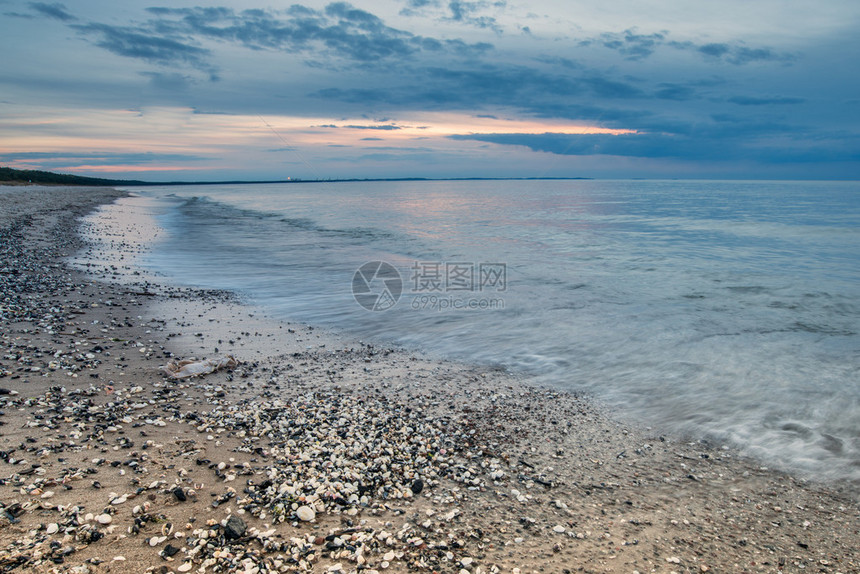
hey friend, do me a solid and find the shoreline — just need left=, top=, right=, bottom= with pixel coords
left=1, top=185, right=858, bottom=573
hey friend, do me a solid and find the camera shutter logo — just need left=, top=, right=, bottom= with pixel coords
left=352, top=261, right=402, bottom=311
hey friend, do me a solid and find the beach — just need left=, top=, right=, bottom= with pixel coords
left=1, top=186, right=858, bottom=574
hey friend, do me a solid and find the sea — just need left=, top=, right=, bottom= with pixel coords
left=103, top=179, right=860, bottom=480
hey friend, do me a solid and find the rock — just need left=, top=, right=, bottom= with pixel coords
left=173, top=487, right=187, bottom=502
left=46, top=523, right=59, bottom=535
left=96, top=514, right=113, bottom=525
left=177, top=562, right=193, bottom=572
left=410, top=478, right=424, bottom=495
left=296, top=505, right=316, bottom=522
left=224, top=515, right=246, bottom=540
left=162, top=544, right=181, bottom=557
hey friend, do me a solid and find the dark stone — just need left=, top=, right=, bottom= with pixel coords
left=173, top=487, right=187, bottom=502
left=410, top=478, right=424, bottom=495
left=162, top=544, right=180, bottom=557
left=224, top=515, right=246, bottom=540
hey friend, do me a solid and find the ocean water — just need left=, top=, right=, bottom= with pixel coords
left=118, top=180, right=860, bottom=480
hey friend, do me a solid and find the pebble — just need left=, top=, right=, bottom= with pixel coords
left=224, top=515, right=247, bottom=540
left=296, top=505, right=316, bottom=522
left=96, top=514, right=113, bottom=525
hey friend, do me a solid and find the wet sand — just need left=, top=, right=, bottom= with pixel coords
left=1, top=185, right=858, bottom=573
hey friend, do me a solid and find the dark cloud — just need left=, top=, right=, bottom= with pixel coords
left=447, top=1, right=503, bottom=32
left=315, top=123, right=402, bottom=130
left=398, top=0, right=441, bottom=17
left=582, top=76, right=644, bottom=99
left=0, top=151, right=207, bottom=167
left=589, top=28, right=793, bottom=66
left=314, top=63, right=646, bottom=115
left=534, top=55, right=581, bottom=70
left=58, top=2, right=495, bottom=77
left=73, top=22, right=214, bottom=72
left=600, top=29, right=665, bottom=60
left=676, top=41, right=796, bottom=65
left=448, top=127, right=859, bottom=165
left=138, top=4, right=482, bottom=64
left=28, top=2, right=75, bottom=21
left=448, top=132, right=702, bottom=159
left=728, top=95, right=805, bottom=106
left=342, top=124, right=402, bottom=130
left=697, top=43, right=730, bottom=58
left=655, top=83, right=697, bottom=101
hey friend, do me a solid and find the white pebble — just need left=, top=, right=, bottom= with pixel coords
left=296, top=505, right=315, bottom=522
left=96, top=514, right=113, bottom=525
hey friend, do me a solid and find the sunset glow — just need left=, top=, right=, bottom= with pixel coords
left=1, top=0, right=857, bottom=180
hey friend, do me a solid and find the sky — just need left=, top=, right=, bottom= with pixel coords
left=1, top=0, right=858, bottom=181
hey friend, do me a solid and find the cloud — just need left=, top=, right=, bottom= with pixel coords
left=655, top=83, right=697, bottom=101
left=141, top=4, right=452, bottom=63
left=728, top=95, right=805, bottom=106
left=680, top=41, right=795, bottom=65
left=447, top=0, right=503, bottom=32
left=320, top=124, right=403, bottom=130
left=582, top=76, right=644, bottom=99
left=599, top=29, right=666, bottom=60
left=0, top=151, right=208, bottom=169
left=448, top=128, right=860, bottom=165
left=28, top=1, right=75, bottom=21
left=73, top=22, right=214, bottom=72
left=587, top=28, right=794, bottom=66
left=314, top=63, right=648, bottom=119
left=61, top=2, right=494, bottom=78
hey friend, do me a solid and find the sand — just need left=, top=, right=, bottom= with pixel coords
left=0, top=185, right=858, bottom=574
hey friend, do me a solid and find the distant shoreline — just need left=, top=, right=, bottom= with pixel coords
left=1, top=166, right=591, bottom=187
